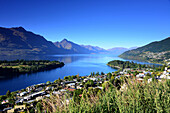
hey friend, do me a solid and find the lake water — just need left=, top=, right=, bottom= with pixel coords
left=0, top=54, right=159, bottom=95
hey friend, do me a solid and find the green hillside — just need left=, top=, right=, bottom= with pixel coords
left=119, top=37, right=170, bottom=63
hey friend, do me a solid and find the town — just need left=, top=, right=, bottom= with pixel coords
left=0, top=60, right=170, bottom=112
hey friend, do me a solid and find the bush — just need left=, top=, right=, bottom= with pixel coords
left=42, top=79, right=170, bottom=113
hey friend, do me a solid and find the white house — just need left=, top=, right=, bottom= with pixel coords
left=148, top=78, right=152, bottom=83
left=67, top=83, right=75, bottom=87
left=136, top=74, right=145, bottom=78
left=160, top=74, right=170, bottom=79
left=20, top=91, right=28, bottom=97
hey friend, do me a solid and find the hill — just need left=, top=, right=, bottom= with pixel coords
left=0, top=27, right=68, bottom=56
left=80, top=45, right=107, bottom=53
left=119, top=37, right=170, bottom=63
left=107, top=47, right=138, bottom=55
left=54, top=39, right=94, bottom=54
left=0, top=26, right=138, bottom=58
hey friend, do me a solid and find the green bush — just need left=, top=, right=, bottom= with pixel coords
left=42, top=79, right=170, bottom=113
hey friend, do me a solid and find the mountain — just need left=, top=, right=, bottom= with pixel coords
left=80, top=45, right=107, bottom=53
left=119, top=37, right=170, bottom=63
left=107, top=47, right=138, bottom=55
left=54, top=39, right=93, bottom=54
left=107, top=47, right=128, bottom=55
left=0, top=27, right=67, bottom=56
left=0, top=26, right=140, bottom=58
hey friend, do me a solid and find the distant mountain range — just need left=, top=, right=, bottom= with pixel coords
left=0, top=27, right=69, bottom=56
left=54, top=39, right=93, bottom=54
left=119, top=37, right=170, bottom=63
left=107, top=47, right=138, bottom=55
left=81, top=45, right=107, bottom=53
left=53, top=39, right=137, bottom=54
left=0, top=26, right=137, bottom=57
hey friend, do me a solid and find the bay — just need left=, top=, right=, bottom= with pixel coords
left=0, top=54, right=159, bottom=95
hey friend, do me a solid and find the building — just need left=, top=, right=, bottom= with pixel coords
left=7, top=105, right=26, bottom=112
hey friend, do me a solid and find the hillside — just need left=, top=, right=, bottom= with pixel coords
left=0, top=26, right=138, bottom=58
left=0, top=27, right=68, bottom=56
left=107, top=47, right=138, bottom=55
left=119, top=37, right=170, bottom=63
left=54, top=39, right=106, bottom=54
left=81, top=45, right=107, bottom=53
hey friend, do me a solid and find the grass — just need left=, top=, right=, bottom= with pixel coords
left=41, top=78, right=170, bottom=113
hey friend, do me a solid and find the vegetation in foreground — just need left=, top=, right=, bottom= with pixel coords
left=0, top=60, right=64, bottom=76
left=42, top=78, right=170, bottom=113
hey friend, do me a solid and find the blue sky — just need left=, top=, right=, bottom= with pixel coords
left=0, top=0, right=170, bottom=49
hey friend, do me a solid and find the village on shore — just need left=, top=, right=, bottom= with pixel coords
left=0, top=62, right=170, bottom=112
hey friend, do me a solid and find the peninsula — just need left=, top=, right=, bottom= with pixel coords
left=0, top=60, right=64, bottom=76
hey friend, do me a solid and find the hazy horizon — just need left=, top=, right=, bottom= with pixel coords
left=0, top=0, right=170, bottom=49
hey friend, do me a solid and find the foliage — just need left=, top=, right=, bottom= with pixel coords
left=6, top=90, right=11, bottom=97
left=119, top=37, right=170, bottom=63
left=42, top=79, right=170, bottom=113
left=0, top=60, right=64, bottom=76
left=107, top=60, right=155, bottom=69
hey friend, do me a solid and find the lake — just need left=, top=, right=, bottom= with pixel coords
left=0, top=54, right=159, bottom=95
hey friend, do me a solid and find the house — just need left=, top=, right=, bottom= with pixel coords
left=23, top=95, right=31, bottom=101
left=46, top=86, right=53, bottom=91
left=44, top=94, right=50, bottom=98
left=23, top=91, right=46, bottom=101
left=119, top=72, right=124, bottom=75
left=19, top=91, right=28, bottom=96
left=123, top=68, right=131, bottom=72
left=68, top=88, right=76, bottom=92
left=15, top=99, right=23, bottom=104
left=52, top=91, right=61, bottom=95
left=73, top=79, right=77, bottom=81
left=36, top=96, right=43, bottom=101
left=83, top=78, right=89, bottom=82
left=89, top=78, right=98, bottom=81
left=26, top=85, right=35, bottom=92
left=148, top=78, right=152, bottom=83
left=136, top=74, right=145, bottom=78
left=1, top=100, right=9, bottom=104
left=115, top=75, right=121, bottom=79
left=3, top=107, right=13, bottom=112
left=120, top=83, right=127, bottom=91
left=37, top=83, right=45, bottom=86
left=160, top=74, right=170, bottom=79
left=67, top=83, right=76, bottom=87
left=60, top=89, right=67, bottom=92
left=136, top=78, right=144, bottom=83
left=167, top=62, right=170, bottom=66
left=144, top=71, right=151, bottom=75
left=96, top=86, right=103, bottom=90
left=77, top=84, right=84, bottom=89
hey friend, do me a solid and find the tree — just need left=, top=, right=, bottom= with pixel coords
left=107, top=72, right=112, bottom=79
left=101, top=72, right=105, bottom=75
left=64, top=76, right=69, bottom=81
left=76, top=74, right=79, bottom=79
left=96, top=72, right=99, bottom=76
left=6, top=90, right=11, bottom=97
left=46, top=81, right=51, bottom=85
left=161, top=65, right=166, bottom=71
